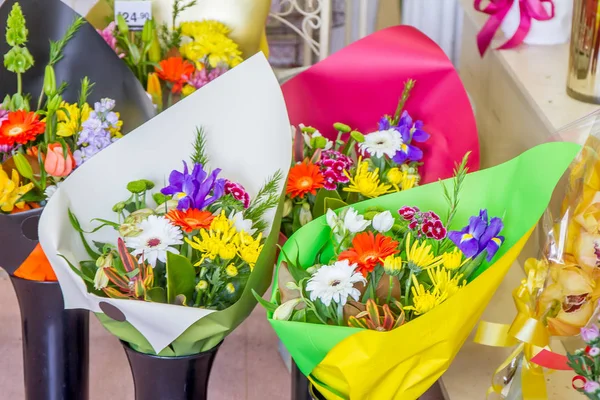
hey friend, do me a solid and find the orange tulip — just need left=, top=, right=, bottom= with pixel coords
left=44, top=143, right=75, bottom=177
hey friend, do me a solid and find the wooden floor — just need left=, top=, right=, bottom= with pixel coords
left=0, top=274, right=444, bottom=400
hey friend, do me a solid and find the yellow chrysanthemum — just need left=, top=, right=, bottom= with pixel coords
left=401, top=170, right=418, bottom=190
left=405, top=233, right=443, bottom=271
left=56, top=102, right=91, bottom=137
left=0, top=169, right=34, bottom=212
left=441, top=248, right=467, bottom=270
left=343, top=160, right=394, bottom=198
left=404, top=274, right=448, bottom=316
left=237, top=231, right=263, bottom=271
left=185, top=212, right=240, bottom=265
left=225, top=264, right=238, bottom=277
left=180, top=20, right=231, bottom=39
left=383, top=255, right=403, bottom=275
left=386, top=167, right=403, bottom=186
left=180, top=32, right=243, bottom=68
left=427, top=266, right=465, bottom=298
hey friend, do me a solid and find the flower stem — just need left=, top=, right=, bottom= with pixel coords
left=404, top=270, right=413, bottom=307
left=393, top=79, right=415, bottom=124
left=386, top=275, right=393, bottom=304
left=17, top=73, right=22, bottom=97
left=369, top=271, right=376, bottom=302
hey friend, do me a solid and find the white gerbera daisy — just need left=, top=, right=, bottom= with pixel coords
left=306, top=260, right=366, bottom=306
left=359, top=129, right=403, bottom=158
left=125, top=215, right=183, bottom=267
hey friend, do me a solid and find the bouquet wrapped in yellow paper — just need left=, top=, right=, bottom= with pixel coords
left=477, top=116, right=600, bottom=400
left=260, top=141, right=580, bottom=399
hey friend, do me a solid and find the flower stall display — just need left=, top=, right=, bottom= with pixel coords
left=87, top=0, right=270, bottom=111
left=38, top=54, right=290, bottom=400
left=279, top=26, right=479, bottom=239
left=263, top=141, right=580, bottom=399
left=0, top=1, right=154, bottom=399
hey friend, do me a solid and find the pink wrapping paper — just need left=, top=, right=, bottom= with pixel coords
left=281, top=25, right=480, bottom=183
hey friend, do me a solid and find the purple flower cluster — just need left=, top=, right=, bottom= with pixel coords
left=448, top=209, right=504, bottom=262
left=318, top=150, right=353, bottom=191
left=379, top=111, right=430, bottom=165
left=73, top=99, right=120, bottom=166
left=162, top=162, right=226, bottom=211
left=399, top=206, right=447, bottom=240
left=224, top=180, right=251, bottom=208
left=186, top=67, right=228, bottom=90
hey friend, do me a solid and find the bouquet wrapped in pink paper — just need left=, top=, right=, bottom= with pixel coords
left=278, top=26, right=479, bottom=239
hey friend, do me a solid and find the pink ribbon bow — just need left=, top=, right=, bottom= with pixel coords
left=474, top=0, right=555, bottom=56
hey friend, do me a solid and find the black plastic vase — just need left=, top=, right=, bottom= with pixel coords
left=10, top=276, right=89, bottom=400
left=122, top=341, right=223, bottom=400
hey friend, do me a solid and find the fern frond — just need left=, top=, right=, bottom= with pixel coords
left=190, top=127, right=209, bottom=166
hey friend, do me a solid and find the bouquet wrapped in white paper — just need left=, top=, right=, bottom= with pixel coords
left=39, top=54, right=291, bottom=356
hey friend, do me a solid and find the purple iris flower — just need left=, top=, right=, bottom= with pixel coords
left=161, top=162, right=226, bottom=211
left=448, top=209, right=505, bottom=262
left=398, top=111, right=430, bottom=143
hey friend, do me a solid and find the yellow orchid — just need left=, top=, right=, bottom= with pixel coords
left=343, top=160, right=394, bottom=198
left=56, top=102, right=91, bottom=137
left=538, top=265, right=599, bottom=336
left=146, top=72, right=163, bottom=109
left=0, top=169, right=34, bottom=212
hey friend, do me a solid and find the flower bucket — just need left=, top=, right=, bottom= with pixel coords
left=122, top=340, right=223, bottom=400
left=10, top=276, right=89, bottom=400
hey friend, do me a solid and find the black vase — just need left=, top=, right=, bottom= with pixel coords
left=292, top=360, right=314, bottom=400
left=10, top=275, right=89, bottom=400
left=122, top=340, right=223, bottom=400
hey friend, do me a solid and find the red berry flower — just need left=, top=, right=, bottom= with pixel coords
left=399, top=206, right=418, bottom=221
left=224, top=180, right=251, bottom=208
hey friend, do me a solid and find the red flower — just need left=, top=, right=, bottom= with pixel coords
left=155, top=57, right=195, bottom=93
left=338, top=232, right=399, bottom=276
left=286, top=162, right=324, bottom=199
left=0, top=110, right=45, bottom=146
left=166, top=208, right=215, bottom=233
left=422, top=219, right=447, bottom=240
left=398, top=206, right=418, bottom=221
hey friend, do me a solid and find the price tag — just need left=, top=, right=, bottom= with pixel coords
left=114, top=1, right=152, bottom=31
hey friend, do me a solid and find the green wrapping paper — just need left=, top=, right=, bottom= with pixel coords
left=268, top=142, right=580, bottom=399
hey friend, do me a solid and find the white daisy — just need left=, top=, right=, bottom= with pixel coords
left=125, top=215, right=183, bottom=267
left=228, top=210, right=257, bottom=235
left=359, top=129, right=403, bottom=158
left=372, top=211, right=395, bottom=233
left=306, top=260, right=366, bottom=306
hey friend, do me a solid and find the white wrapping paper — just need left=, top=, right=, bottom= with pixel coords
left=38, top=53, right=291, bottom=353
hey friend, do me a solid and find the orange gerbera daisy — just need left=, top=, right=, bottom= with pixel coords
left=155, top=57, right=195, bottom=93
left=166, top=208, right=215, bottom=233
left=286, top=162, right=324, bottom=199
left=0, top=110, right=45, bottom=146
left=338, top=232, right=399, bottom=276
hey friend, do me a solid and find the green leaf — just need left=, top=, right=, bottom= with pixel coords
left=68, top=209, right=101, bottom=260
left=166, top=252, right=196, bottom=304
left=90, top=218, right=120, bottom=230
left=279, top=246, right=310, bottom=282
left=252, top=289, right=279, bottom=313
left=323, top=197, right=348, bottom=213
left=145, top=287, right=167, bottom=303
left=313, top=189, right=342, bottom=218
left=125, top=268, right=140, bottom=279
left=291, top=308, right=307, bottom=322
